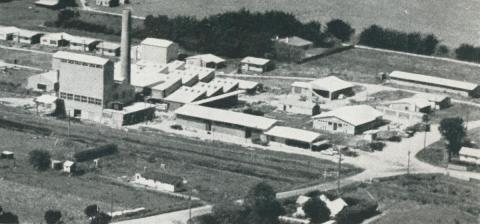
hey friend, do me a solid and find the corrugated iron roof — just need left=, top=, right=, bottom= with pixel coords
left=389, top=71, right=479, bottom=91
left=53, top=51, right=110, bottom=65
left=314, top=105, right=382, bottom=126
left=265, top=126, right=322, bottom=143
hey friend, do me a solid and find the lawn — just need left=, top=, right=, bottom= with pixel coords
left=85, top=0, right=479, bottom=47
left=0, top=128, right=195, bottom=224
left=0, top=105, right=362, bottom=205
left=339, top=174, right=480, bottom=224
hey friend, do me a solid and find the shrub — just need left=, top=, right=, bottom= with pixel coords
left=369, top=142, right=385, bottom=151
left=336, top=197, right=378, bottom=224
left=170, top=124, right=183, bottom=130
left=303, top=197, right=330, bottom=223
left=44, top=210, right=62, bottom=224
left=326, top=19, right=355, bottom=42
left=29, top=149, right=51, bottom=171
left=74, top=144, right=118, bottom=162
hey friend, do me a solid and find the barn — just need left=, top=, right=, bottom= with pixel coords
left=313, top=105, right=383, bottom=135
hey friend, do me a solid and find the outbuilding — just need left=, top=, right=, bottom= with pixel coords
left=69, top=36, right=100, bottom=52
left=96, top=41, right=121, bottom=57
left=274, top=36, right=313, bottom=49
left=175, top=104, right=278, bottom=139
left=35, top=0, right=61, bottom=8
left=27, top=70, right=59, bottom=92
left=34, top=95, right=58, bottom=113
left=313, top=105, right=383, bottom=135
left=0, top=26, right=19, bottom=41
left=459, top=147, right=480, bottom=165
left=133, top=171, right=185, bottom=192
left=240, top=56, right=273, bottom=73
left=265, top=126, right=323, bottom=149
left=310, top=76, right=354, bottom=100
left=1, top=151, right=14, bottom=159
left=63, top=160, right=75, bottom=173
left=12, top=29, right=43, bottom=44
left=40, top=32, right=72, bottom=47
left=186, top=54, right=226, bottom=69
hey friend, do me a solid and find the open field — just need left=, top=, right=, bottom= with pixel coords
left=88, top=0, right=479, bottom=47
left=340, top=174, right=480, bottom=224
left=0, top=128, right=194, bottom=224
left=0, top=47, right=52, bottom=69
left=0, top=105, right=362, bottom=204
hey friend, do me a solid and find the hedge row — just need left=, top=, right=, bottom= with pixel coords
left=74, top=144, right=118, bottom=162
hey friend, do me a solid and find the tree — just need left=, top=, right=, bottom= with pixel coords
left=0, top=208, right=19, bottom=224
left=44, top=210, right=62, bottom=224
left=244, top=182, right=285, bottom=224
left=84, top=204, right=99, bottom=218
left=29, top=149, right=51, bottom=171
left=439, top=117, right=466, bottom=161
left=211, top=201, right=246, bottom=224
left=326, top=19, right=355, bottom=42
left=90, top=212, right=111, bottom=224
left=303, top=197, right=330, bottom=224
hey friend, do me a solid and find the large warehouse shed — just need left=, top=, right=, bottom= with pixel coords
left=389, top=71, right=480, bottom=97
left=265, top=126, right=323, bottom=149
left=175, top=105, right=278, bottom=139
left=313, top=105, right=383, bottom=135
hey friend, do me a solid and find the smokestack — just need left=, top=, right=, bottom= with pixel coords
left=120, top=9, right=131, bottom=84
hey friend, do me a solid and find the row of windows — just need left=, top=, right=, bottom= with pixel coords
left=318, top=120, right=344, bottom=128
left=60, top=92, right=102, bottom=105
left=59, top=59, right=103, bottom=68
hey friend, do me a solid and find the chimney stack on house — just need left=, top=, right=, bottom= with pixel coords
left=120, top=9, right=131, bottom=84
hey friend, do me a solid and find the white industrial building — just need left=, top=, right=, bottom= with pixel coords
left=265, top=126, right=323, bottom=149
left=313, top=105, right=383, bottom=135
left=27, top=70, right=59, bottom=92
left=141, top=38, right=179, bottom=64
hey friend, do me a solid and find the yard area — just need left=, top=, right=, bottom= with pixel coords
left=0, top=48, right=52, bottom=70
left=0, top=68, right=40, bottom=97
left=0, top=128, right=195, bottom=224
left=342, top=174, right=480, bottom=224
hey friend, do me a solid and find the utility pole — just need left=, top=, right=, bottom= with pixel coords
left=336, top=145, right=342, bottom=196
left=110, top=192, right=114, bottom=216
left=407, top=150, right=411, bottom=175
left=67, top=110, right=71, bottom=138
left=465, top=109, right=470, bottom=130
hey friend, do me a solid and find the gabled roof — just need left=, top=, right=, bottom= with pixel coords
left=310, top=76, right=354, bottom=92
left=187, top=53, right=225, bottom=64
left=313, top=105, right=382, bottom=126
left=97, top=41, right=120, bottom=50
left=69, top=36, right=99, bottom=45
left=175, top=104, right=278, bottom=130
left=241, top=56, right=270, bottom=66
left=389, top=71, right=479, bottom=91
left=15, top=29, right=43, bottom=37
left=460, top=147, right=480, bottom=158
left=237, top=79, right=259, bottom=90
left=41, top=32, right=73, bottom=41
left=31, top=70, right=58, bottom=83
left=265, top=126, right=322, bottom=143
left=141, top=38, right=174, bottom=48
left=53, top=51, right=110, bottom=65
left=192, top=82, right=224, bottom=97
left=142, top=171, right=183, bottom=185
left=165, top=86, right=206, bottom=104
left=276, top=36, right=313, bottom=47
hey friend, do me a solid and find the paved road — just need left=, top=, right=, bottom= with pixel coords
left=114, top=205, right=212, bottom=224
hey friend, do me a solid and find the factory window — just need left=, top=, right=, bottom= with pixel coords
left=89, top=64, right=96, bottom=68
left=95, top=65, right=102, bottom=69
left=74, top=95, right=81, bottom=101
left=60, top=59, right=67, bottom=63
left=81, top=96, right=87, bottom=102
left=82, top=63, right=88, bottom=66
left=88, top=97, right=95, bottom=104
left=68, top=60, right=74, bottom=64
left=60, top=92, right=66, bottom=99
left=66, top=94, right=73, bottom=100
left=94, top=99, right=102, bottom=105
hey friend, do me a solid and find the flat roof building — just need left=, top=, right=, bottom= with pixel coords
left=389, top=71, right=480, bottom=97
left=150, top=77, right=183, bottom=99
left=175, top=104, right=278, bottom=139
left=12, top=29, right=43, bottom=44
left=141, top=38, right=178, bottom=64
left=265, top=126, right=323, bottom=149
left=240, top=56, right=273, bottom=73
left=96, top=41, right=121, bottom=57
left=313, top=105, right=383, bottom=135
left=310, top=76, right=354, bottom=100
left=0, top=26, right=19, bottom=41
left=69, top=36, right=100, bottom=52
left=40, top=32, right=72, bottom=47
left=186, top=53, right=226, bottom=69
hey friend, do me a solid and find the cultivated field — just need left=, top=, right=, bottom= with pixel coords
left=88, top=0, right=480, bottom=47
left=342, top=174, right=480, bottom=224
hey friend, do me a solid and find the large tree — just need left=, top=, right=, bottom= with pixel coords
left=303, top=197, right=330, bottom=224
left=439, top=117, right=466, bottom=160
left=326, top=19, right=355, bottom=42
left=84, top=204, right=99, bottom=218
left=244, top=182, right=285, bottom=224
left=28, top=149, right=51, bottom=171
left=44, top=210, right=62, bottom=224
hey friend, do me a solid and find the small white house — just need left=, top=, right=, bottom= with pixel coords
left=34, top=95, right=58, bottom=113
left=240, top=56, right=273, bottom=73
left=459, top=147, right=480, bottom=165
left=96, top=41, right=121, bottom=57
left=69, top=36, right=100, bottom=52
left=40, top=32, right=72, bottom=47
left=133, top=171, right=185, bottom=192
left=63, top=160, right=75, bottom=173
left=12, top=29, right=44, bottom=44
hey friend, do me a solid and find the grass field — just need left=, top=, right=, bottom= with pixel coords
left=340, top=174, right=480, bottom=224
left=87, top=0, right=480, bottom=47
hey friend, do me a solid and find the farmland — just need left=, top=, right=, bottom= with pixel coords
left=88, top=0, right=480, bottom=47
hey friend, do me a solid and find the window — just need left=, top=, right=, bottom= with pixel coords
left=74, top=95, right=80, bottom=101
left=328, top=122, right=332, bottom=125
left=66, top=93, right=73, bottom=100
left=88, top=97, right=95, bottom=104
left=94, top=99, right=102, bottom=105
left=60, top=92, right=66, bottom=99
left=81, top=96, right=87, bottom=102
left=37, top=84, right=47, bottom=91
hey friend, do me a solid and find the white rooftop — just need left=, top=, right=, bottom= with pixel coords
left=165, top=86, right=206, bottom=104
left=141, top=38, right=174, bottom=48
left=0, top=26, right=19, bottom=34
left=98, top=41, right=120, bottom=50
left=15, top=29, right=43, bottom=37
left=237, top=79, right=259, bottom=90
left=192, top=82, right=223, bottom=96
left=276, top=36, right=313, bottom=47
left=151, top=77, right=182, bottom=91
left=314, top=105, right=383, bottom=126
left=209, top=78, right=239, bottom=92
left=35, top=0, right=59, bottom=6
left=104, top=102, right=156, bottom=114
left=460, top=147, right=480, bottom=158
left=69, top=36, right=99, bottom=45
left=241, top=56, right=270, bottom=66
left=187, top=53, right=225, bottom=64
left=34, top=95, right=57, bottom=104
left=310, top=76, right=354, bottom=92
left=42, top=32, right=73, bottom=41
left=319, top=194, right=348, bottom=217
left=265, top=126, right=322, bottom=143
left=53, top=51, right=110, bottom=65
left=175, top=104, right=278, bottom=131
left=389, top=71, right=479, bottom=91
left=389, top=97, right=431, bottom=109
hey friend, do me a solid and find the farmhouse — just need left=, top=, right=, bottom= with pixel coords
left=459, top=147, right=480, bottom=165
left=69, top=36, right=100, bottom=52
left=0, top=26, right=19, bottom=41
left=40, top=32, right=72, bottom=47
left=265, top=126, right=323, bottom=149
left=133, top=171, right=185, bottom=192
left=240, top=56, right=273, bottom=73
left=27, top=70, right=59, bottom=92
left=141, top=38, right=179, bottom=64
left=388, top=71, right=480, bottom=97
left=186, top=54, right=226, bottom=68
left=175, top=104, right=278, bottom=139
left=96, top=41, right=121, bottom=57
left=12, top=29, right=43, bottom=44
left=275, top=36, right=313, bottom=49
left=310, top=76, right=354, bottom=100
left=313, top=105, right=383, bottom=135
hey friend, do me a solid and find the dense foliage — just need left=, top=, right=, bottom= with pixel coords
left=455, top=44, right=480, bottom=63
left=359, top=25, right=439, bottom=55
left=439, top=117, right=466, bottom=160
left=303, top=197, right=330, bottom=223
left=47, top=9, right=116, bottom=34
left=44, top=210, right=62, bottom=224
left=326, top=19, right=355, bottom=42
left=74, top=144, right=118, bottom=162
left=28, top=149, right=51, bottom=171
left=335, top=197, right=378, bottom=224
left=0, top=206, right=19, bottom=224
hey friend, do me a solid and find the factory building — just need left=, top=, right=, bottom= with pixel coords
left=12, top=29, right=43, bottom=44
left=96, top=41, right=121, bottom=57
left=175, top=104, right=278, bottom=140
left=150, top=77, right=183, bottom=99
left=164, top=86, right=207, bottom=110
left=141, top=38, right=179, bottom=64
left=313, top=105, right=383, bottom=135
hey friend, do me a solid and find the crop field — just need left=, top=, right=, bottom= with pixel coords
left=0, top=127, right=195, bottom=224
left=339, top=174, right=480, bottom=224
left=87, top=0, right=480, bottom=47
left=0, top=105, right=362, bottom=207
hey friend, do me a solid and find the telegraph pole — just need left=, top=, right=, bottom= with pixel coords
left=67, top=110, right=71, bottom=138
left=336, top=145, right=342, bottom=196
left=407, top=150, right=411, bottom=175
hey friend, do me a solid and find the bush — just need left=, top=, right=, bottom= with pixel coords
left=29, top=149, right=51, bottom=171
left=74, top=144, right=118, bottom=162
left=303, top=197, right=330, bottom=223
left=336, top=197, right=378, bottom=224
left=326, top=19, right=355, bottom=42
left=44, top=210, right=62, bottom=224
left=170, top=124, right=183, bottom=130
left=369, top=142, right=385, bottom=151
